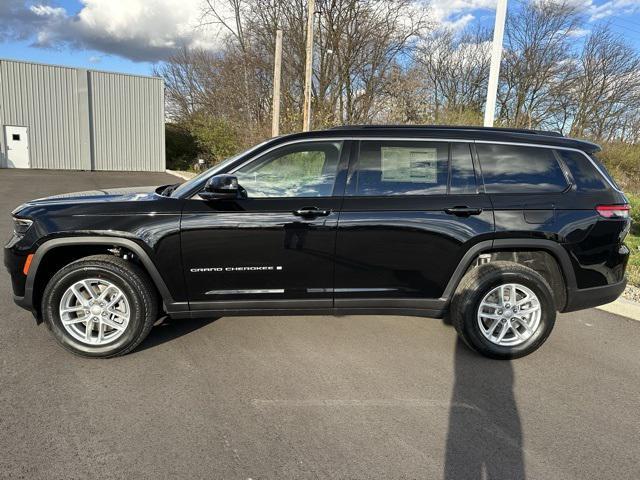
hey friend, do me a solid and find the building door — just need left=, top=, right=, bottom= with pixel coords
left=4, top=126, right=30, bottom=168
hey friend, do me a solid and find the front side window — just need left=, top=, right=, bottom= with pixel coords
left=234, top=141, right=342, bottom=198
left=476, top=144, right=568, bottom=193
left=349, top=141, right=449, bottom=196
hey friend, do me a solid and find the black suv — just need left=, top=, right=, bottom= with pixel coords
left=5, top=126, right=630, bottom=359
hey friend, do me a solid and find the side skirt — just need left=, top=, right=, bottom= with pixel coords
left=169, top=306, right=447, bottom=320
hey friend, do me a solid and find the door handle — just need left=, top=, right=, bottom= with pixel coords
left=293, top=207, right=331, bottom=218
left=445, top=206, right=483, bottom=216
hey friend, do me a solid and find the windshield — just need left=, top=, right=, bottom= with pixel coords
left=170, top=139, right=272, bottom=198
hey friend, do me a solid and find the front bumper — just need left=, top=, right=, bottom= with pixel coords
left=4, top=244, right=33, bottom=312
left=12, top=293, right=31, bottom=310
left=563, top=279, right=627, bottom=312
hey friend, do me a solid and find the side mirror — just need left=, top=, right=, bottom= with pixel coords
left=200, top=174, right=239, bottom=200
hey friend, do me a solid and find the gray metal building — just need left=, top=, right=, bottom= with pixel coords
left=0, top=59, right=165, bottom=171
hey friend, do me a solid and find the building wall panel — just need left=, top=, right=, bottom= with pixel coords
left=0, top=60, right=86, bottom=169
left=89, top=71, right=165, bottom=172
left=0, top=59, right=165, bottom=172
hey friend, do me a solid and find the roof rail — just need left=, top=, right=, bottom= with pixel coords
left=327, top=124, right=564, bottom=137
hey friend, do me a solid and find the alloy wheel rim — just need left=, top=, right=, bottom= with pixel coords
left=59, top=278, right=130, bottom=346
left=477, top=283, right=541, bottom=347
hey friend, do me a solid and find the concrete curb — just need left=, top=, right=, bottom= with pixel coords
left=596, top=297, right=640, bottom=322
left=166, top=169, right=196, bottom=181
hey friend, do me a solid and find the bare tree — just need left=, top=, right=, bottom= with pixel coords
left=158, top=0, right=640, bottom=169
left=415, top=26, right=491, bottom=123
left=569, top=25, right=640, bottom=141
left=497, top=0, right=582, bottom=129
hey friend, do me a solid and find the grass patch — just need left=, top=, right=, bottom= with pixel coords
left=625, top=193, right=640, bottom=287
left=625, top=230, right=640, bottom=287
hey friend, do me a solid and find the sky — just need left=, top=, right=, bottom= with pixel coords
left=2, top=0, right=640, bottom=76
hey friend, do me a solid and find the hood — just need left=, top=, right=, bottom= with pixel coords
left=24, top=186, right=161, bottom=205
left=11, top=186, right=168, bottom=217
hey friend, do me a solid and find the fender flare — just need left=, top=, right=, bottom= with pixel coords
left=24, top=236, right=180, bottom=311
left=441, top=238, right=577, bottom=301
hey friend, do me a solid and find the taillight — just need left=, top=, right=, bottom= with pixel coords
left=596, top=204, right=630, bottom=219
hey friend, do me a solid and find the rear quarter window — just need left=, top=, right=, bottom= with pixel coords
left=556, top=150, right=609, bottom=191
left=590, top=152, right=619, bottom=190
left=476, top=144, right=568, bottom=193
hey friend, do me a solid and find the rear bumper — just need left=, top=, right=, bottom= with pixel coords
left=563, top=279, right=627, bottom=312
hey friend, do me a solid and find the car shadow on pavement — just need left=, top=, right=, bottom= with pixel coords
left=135, top=316, right=219, bottom=352
left=444, top=338, right=526, bottom=480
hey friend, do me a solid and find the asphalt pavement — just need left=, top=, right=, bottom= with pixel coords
left=1, top=169, right=639, bottom=480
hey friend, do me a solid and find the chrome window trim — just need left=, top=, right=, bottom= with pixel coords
left=186, top=136, right=620, bottom=197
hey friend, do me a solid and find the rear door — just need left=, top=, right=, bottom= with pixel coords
left=180, top=140, right=349, bottom=311
left=333, top=139, right=494, bottom=310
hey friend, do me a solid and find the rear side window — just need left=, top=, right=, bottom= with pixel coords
left=476, top=144, right=568, bottom=193
left=556, top=150, right=609, bottom=191
left=349, top=141, right=449, bottom=196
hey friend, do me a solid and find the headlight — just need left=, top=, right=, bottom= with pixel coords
left=13, top=217, right=33, bottom=237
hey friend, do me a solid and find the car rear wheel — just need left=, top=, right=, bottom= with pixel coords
left=42, top=254, right=158, bottom=358
left=451, top=261, right=556, bottom=359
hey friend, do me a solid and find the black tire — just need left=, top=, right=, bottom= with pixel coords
left=450, top=261, right=556, bottom=360
left=42, top=254, right=158, bottom=358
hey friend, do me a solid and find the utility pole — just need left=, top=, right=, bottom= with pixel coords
left=272, top=29, right=283, bottom=137
left=484, top=0, right=508, bottom=127
left=302, top=0, right=315, bottom=132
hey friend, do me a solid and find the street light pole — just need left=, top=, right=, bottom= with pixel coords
left=272, top=29, right=283, bottom=137
left=484, top=0, right=508, bottom=127
left=302, top=0, right=315, bottom=132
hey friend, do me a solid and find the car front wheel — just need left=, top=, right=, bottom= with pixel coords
left=42, top=254, right=158, bottom=358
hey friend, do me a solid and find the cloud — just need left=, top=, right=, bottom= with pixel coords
left=568, top=27, right=591, bottom=37
left=5, top=0, right=630, bottom=64
left=0, top=0, right=52, bottom=42
left=0, top=0, right=228, bottom=62
left=429, top=0, right=498, bottom=30
left=587, top=0, right=640, bottom=20
left=30, top=5, right=65, bottom=18
left=549, top=0, right=640, bottom=21
left=0, top=0, right=502, bottom=62
left=442, top=13, right=477, bottom=30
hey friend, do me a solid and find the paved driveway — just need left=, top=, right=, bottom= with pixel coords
left=1, top=169, right=639, bottom=479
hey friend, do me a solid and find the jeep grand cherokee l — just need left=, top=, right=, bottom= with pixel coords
left=4, top=125, right=630, bottom=359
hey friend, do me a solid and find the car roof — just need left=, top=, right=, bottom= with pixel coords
left=273, top=125, right=601, bottom=153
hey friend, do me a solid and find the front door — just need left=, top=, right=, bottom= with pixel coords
left=181, top=140, right=349, bottom=311
left=334, top=140, right=494, bottom=310
left=4, top=126, right=30, bottom=168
